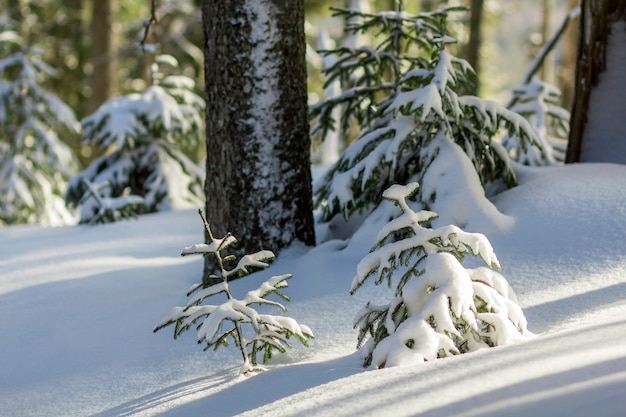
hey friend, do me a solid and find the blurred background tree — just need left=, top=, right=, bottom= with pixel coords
left=0, top=0, right=580, bottom=225
left=1, top=0, right=579, bottom=140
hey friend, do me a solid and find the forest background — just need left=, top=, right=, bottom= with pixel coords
left=0, top=0, right=577, bottom=185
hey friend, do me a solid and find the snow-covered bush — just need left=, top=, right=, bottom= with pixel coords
left=351, top=183, right=528, bottom=368
left=312, top=7, right=549, bottom=222
left=154, top=210, right=314, bottom=375
left=0, top=26, right=79, bottom=226
left=504, top=77, right=569, bottom=164
left=65, top=54, right=204, bottom=224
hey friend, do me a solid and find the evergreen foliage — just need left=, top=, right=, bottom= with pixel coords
left=77, top=178, right=145, bottom=225
left=504, top=77, right=569, bottom=164
left=351, top=183, right=528, bottom=368
left=65, top=54, right=204, bottom=224
left=0, top=23, right=79, bottom=226
left=311, top=6, right=549, bottom=222
left=154, top=210, right=314, bottom=375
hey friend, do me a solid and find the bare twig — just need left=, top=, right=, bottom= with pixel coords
left=139, top=0, right=158, bottom=53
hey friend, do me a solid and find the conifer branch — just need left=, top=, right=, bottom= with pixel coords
left=351, top=182, right=528, bottom=368
left=155, top=213, right=313, bottom=374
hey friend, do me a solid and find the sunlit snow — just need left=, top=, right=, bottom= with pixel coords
left=1, top=163, right=626, bottom=416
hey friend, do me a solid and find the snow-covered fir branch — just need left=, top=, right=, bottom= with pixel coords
left=154, top=210, right=313, bottom=375
left=65, top=54, right=204, bottom=224
left=312, top=6, right=550, bottom=226
left=352, top=183, right=529, bottom=368
left=77, top=178, right=145, bottom=225
left=504, top=77, right=569, bottom=164
left=0, top=27, right=79, bottom=226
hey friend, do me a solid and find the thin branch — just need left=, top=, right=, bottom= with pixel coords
left=139, top=0, right=158, bottom=53
left=522, top=6, right=581, bottom=84
left=507, top=6, right=580, bottom=108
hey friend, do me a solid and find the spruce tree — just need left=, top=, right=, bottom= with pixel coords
left=154, top=210, right=313, bottom=375
left=504, top=77, right=569, bottom=164
left=311, top=6, right=549, bottom=222
left=351, top=183, right=528, bottom=368
left=0, top=23, right=79, bottom=226
left=65, top=54, right=204, bottom=224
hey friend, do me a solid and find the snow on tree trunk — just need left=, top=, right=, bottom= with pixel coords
left=567, top=1, right=626, bottom=163
left=202, top=0, right=315, bottom=280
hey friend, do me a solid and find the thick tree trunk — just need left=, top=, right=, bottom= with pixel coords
left=202, top=0, right=315, bottom=281
left=566, top=0, right=626, bottom=163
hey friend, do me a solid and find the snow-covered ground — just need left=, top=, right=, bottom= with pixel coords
left=2, top=162, right=626, bottom=417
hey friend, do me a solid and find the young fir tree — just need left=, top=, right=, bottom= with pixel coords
left=504, top=76, right=569, bottom=164
left=65, top=54, right=204, bottom=224
left=0, top=24, right=79, bottom=226
left=351, top=183, right=528, bottom=368
left=311, top=6, right=549, bottom=223
left=154, top=210, right=314, bottom=375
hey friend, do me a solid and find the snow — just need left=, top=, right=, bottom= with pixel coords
left=2, top=162, right=626, bottom=416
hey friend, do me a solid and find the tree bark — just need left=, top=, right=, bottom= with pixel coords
left=557, top=0, right=579, bottom=112
left=467, top=0, right=483, bottom=95
left=88, top=0, right=117, bottom=114
left=541, top=0, right=553, bottom=83
left=566, top=0, right=626, bottom=163
left=202, top=0, right=315, bottom=281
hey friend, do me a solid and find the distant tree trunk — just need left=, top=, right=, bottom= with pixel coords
left=558, top=0, right=579, bottom=111
left=541, top=0, right=553, bottom=83
left=566, top=0, right=626, bottom=163
left=467, top=0, right=483, bottom=94
left=202, top=0, right=315, bottom=282
left=88, top=0, right=117, bottom=114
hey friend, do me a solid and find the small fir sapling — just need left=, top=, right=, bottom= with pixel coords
left=0, top=24, right=79, bottom=226
left=351, top=183, right=528, bottom=368
left=154, top=210, right=314, bottom=375
left=65, top=54, right=204, bottom=224
left=311, top=7, right=549, bottom=223
left=503, top=77, right=569, bottom=164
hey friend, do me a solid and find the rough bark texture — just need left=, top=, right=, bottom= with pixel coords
left=566, top=0, right=626, bottom=163
left=202, top=0, right=315, bottom=281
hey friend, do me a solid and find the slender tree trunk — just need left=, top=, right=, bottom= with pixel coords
left=88, top=0, right=117, bottom=114
left=558, top=0, right=579, bottom=111
left=202, top=0, right=315, bottom=282
left=467, top=0, right=483, bottom=94
left=541, top=0, right=554, bottom=83
left=566, top=0, right=626, bottom=163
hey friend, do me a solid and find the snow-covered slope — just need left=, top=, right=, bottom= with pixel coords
left=1, top=163, right=626, bottom=417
